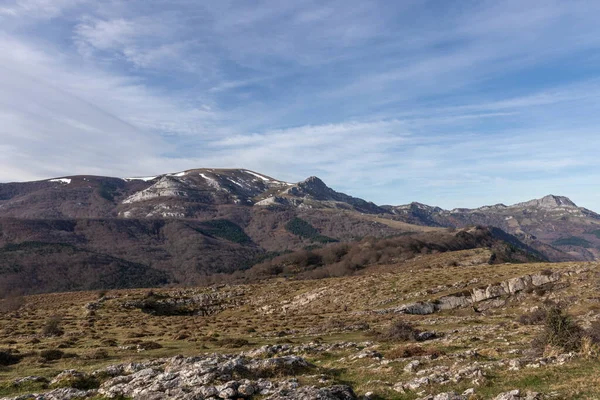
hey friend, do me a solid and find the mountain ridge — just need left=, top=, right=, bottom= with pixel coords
left=387, top=194, right=600, bottom=261
left=0, top=167, right=597, bottom=297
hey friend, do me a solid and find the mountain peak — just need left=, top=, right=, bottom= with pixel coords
left=514, top=194, right=577, bottom=209
left=299, top=176, right=327, bottom=188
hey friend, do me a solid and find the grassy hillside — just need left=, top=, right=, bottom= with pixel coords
left=2, top=254, right=600, bottom=398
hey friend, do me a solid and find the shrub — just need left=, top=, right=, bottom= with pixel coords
left=381, top=320, right=420, bottom=342
left=532, top=306, right=583, bottom=354
left=0, top=350, right=21, bottom=366
left=137, top=341, right=163, bottom=351
left=40, top=349, right=64, bottom=361
left=386, top=345, right=445, bottom=359
left=41, top=315, right=64, bottom=336
left=216, top=338, right=250, bottom=348
left=85, top=349, right=109, bottom=360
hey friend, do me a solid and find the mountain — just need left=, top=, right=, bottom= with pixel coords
left=0, top=169, right=407, bottom=296
left=0, top=169, right=585, bottom=295
left=386, top=194, right=600, bottom=261
left=0, top=169, right=386, bottom=219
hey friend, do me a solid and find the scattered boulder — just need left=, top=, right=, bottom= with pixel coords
left=400, top=302, right=437, bottom=315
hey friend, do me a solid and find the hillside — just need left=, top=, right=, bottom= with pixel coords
left=2, top=255, right=600, bottom=399
left=0, top=169, right=590, bottom=296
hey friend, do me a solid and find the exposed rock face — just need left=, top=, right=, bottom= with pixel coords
left=122, top=176, right=193, bottom=204
left=396, top=271, right=562, bottom=315
left=280, top=176, right=386, bottom=214
left=514, top=195, right=577, bottom=209
left=0, top=353, right=357, bottom=400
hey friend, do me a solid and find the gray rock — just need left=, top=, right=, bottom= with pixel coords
left=404, top=360, right=421, bottom=373
left=400, top=302, right=437, bottom=315
left=436, top=296, right=471, bottom=310
left=265, top=384, right=357, bottom=400
left=416, top=331, right=437, bottom=341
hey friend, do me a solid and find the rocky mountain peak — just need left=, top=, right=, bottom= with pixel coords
left=514, top=195, right=577, bottom=210
left=298, top=176, right=328, bottom=190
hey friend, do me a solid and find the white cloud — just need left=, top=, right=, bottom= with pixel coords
left=0, top=0, right=83, bottom=18
left=2, top=0, right=600, bottom=210
left=0, top=33, right=221, bottom=180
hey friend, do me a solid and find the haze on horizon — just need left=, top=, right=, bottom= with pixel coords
left=1, top=0, right=600, bottom=210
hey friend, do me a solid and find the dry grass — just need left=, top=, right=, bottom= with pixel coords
left=1, top=257, right=600, bottom=398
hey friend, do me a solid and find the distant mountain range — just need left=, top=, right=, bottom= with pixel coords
left=1, top=168, right=598, bottom=295
left=0, top=169, right=384, bottom=218
left=385, top=194, right=600, bottom=261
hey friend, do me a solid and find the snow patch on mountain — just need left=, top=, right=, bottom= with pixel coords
left=199, top=173, right=221, bottom=189
left=49, top=178, right=71, bottom=184
left=124, top=176, right=158, bottom=182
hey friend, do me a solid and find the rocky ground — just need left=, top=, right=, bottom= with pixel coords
left=2, top=253, right=600, bottom=399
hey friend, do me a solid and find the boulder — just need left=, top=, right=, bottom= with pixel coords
left=436, top=296, right=471, bottom=310
left=400, top=302, right=437, bottom=315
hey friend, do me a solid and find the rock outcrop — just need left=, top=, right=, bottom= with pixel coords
left=396, top=271, right=562, bottom=315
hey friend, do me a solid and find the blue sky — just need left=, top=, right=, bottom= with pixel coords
left=1, top=0, right=600, bottom=209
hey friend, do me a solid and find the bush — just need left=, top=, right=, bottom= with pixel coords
left=0, top=350, right=21, bottom=366
left=386, top=345, right=445, bottom=359
left=215, top=338, right=250, bottom=348
left=41, top=315, right=64, bottom=336
left=137, top=341, right=162, bottom=351
left=85, top=349, right=109, bottom=360
left=40, top=349, right=64, bottom=361
left=532, top=306, right=583, bottom=354
left=381, top=320, right=420, bottom=341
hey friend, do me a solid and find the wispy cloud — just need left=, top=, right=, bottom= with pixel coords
left=1, top=1, right=600, bottom=209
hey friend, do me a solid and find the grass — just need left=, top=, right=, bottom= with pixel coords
left=1, top=257, right=600, bottom=398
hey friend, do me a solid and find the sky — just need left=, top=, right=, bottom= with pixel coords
left=1, top=0, right=600, bottom=209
